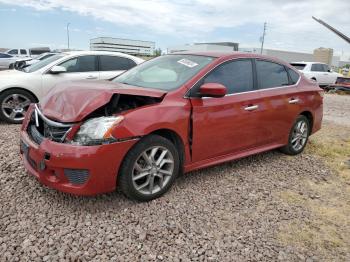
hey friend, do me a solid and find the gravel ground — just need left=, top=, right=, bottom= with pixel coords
left=323, top=94, right=350, bottom=126
left=0, top=94, right=349, bottom=261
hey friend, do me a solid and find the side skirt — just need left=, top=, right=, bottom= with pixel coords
left=183, top=143, right=285, bottom=173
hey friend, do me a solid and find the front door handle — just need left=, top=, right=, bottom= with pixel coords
left=86, top=75, right=97, bottom=79
left=244, top=105, right=259, bottom=111
left=289, top=98, right=299, bottom=104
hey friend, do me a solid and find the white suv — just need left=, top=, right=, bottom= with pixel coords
left=0, top=51, right=144, bottom=123
left=290, top=62, right=342, bottom=86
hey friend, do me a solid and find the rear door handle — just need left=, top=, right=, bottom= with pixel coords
left=86, top=75, right=97, bottom=79
left=289, top=98, right=299, bottom=104
left=244, top=105, right=259, bottom=111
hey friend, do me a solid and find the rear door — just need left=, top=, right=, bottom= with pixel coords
left=0, top=53, right=15, bottom=68
left=42, top=55, right=99, bottom=95
left=190, top=58, right=266, bottom=162
left=311, top=63, right=328, bottom=85
left=98, top=55, right=137, bottom=80
left=255, top=60, right=301, bottom=145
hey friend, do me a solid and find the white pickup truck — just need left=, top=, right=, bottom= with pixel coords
left=5, top=47, right=50, bottom=58
left=290, top=62, right=342, bottom=86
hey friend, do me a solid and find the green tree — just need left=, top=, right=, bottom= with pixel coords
left=154, top=48, right=162, bottom=56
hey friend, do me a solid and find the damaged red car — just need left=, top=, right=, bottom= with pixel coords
left=20, top=52, right=323, bottom=201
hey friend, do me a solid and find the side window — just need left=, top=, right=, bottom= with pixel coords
left=20, top=49, right=27, bottom=55
left=0, top=53, right=12, bottom=58
left=322, top=64, right=330, bottom=72
left=311, top=64, right=325, bottom=72
left=203, top=59, right=254, bottom=94
left=256, top=60, right=289, bottom=89
left=59, top=55, right=97, bottom=72
left=99, top=55, right=136, bottom=71
left=8, top=49, right=18, bottom=55
left=287, top=68, right=300, bottom=85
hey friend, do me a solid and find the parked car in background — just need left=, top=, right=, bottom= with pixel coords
left=0, top=51, right=144, bottom=123
left=328, top=76, right=350, bottom=93
left=10, top=52, right=59, bottom=70
left=290, top=62, right=342, bottom=87
left=0, top=53, right=19, bottom=70
left=20, top=52, right=323, bottom=201
left=5, top=47, right=51, bottom=58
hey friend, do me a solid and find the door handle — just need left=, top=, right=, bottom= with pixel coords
left=244, top=105, right=259, bottom=111
left=289, top=98, right=299, bottom=104
left=86, top=75, right=97, bottom=79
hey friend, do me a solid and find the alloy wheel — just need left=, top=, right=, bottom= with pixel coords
left=1, top=94, right=31, bottom=121
left=132, top=146, right=175, bottom=195
left=291, top=120, right=308, bottom=151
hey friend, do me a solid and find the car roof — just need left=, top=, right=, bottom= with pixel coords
left=62, top=50, right=143, bottom=61
left=169, top=51, right=291, bottom=65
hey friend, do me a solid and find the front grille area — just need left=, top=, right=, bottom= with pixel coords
left=64, top=169, right=90, bottom=185
left=27, top=106, right=72, bottom=144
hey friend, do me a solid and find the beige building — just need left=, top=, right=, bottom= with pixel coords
left=313, top=47, right=333, bottom=66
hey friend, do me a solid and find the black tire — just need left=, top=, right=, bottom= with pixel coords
left=118, top=134, right=180, bottom=201
left=280, top=115, right=310, bottom=155
left=0, top=89, right=36, bottom=124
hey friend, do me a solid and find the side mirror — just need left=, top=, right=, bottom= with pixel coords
left=50, top=65, right=67, bottom=74
left=199, top=83, right=227, bottom=98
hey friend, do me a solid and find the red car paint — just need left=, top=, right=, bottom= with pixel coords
left=41, top=80, right=166, bottom=122
left=20, top=52, right=323, bottom=196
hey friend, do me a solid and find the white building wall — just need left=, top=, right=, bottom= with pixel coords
left=239, top=48, right=315, bottom=63
left=90, top=37, right=155, bottom=56
left=168, top=44, right=236, bottom=53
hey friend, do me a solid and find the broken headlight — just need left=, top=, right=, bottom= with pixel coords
left=73, top=116, right=124, bottom=145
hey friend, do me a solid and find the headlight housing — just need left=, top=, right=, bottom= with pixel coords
left=73, top=116, right=124, bottom=145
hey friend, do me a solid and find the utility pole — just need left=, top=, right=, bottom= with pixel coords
left=66, top=23, right=70, bottom=49
left=260, top=22, right=267, bottom=54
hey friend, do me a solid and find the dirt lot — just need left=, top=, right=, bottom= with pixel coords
left=0, top=94, right=349, bottom=261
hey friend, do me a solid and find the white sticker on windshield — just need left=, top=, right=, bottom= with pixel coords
left=177, top=58, right=198, bottom=68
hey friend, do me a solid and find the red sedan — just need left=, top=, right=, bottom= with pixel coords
left=20, top=52, right=323, bottom=201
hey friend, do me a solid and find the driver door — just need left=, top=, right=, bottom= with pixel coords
left=190, top=59, right=264, bottom=162
left=41, top=55, right=99, bottom=96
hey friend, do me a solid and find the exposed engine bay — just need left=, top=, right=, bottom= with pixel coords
left=88, top=94, right=163, bottom=119
left=107, top=94, right=162, bottom=115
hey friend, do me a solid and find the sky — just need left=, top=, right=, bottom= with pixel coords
left=0, top=0, right=349, bottom=58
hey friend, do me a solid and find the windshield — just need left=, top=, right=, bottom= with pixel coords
left=24, top=54, right=65, bottom=73
left=113, top=55, right=214, bottom=90
left=290, top=63, right=306, bottom=70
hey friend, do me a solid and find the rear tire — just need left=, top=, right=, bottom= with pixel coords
left=0, top=89, right=36, bottom=124
left=118, top=134, right=180, bottom=201
left=280, top=115, right=310, bottom=155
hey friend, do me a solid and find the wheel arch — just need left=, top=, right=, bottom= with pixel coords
left=299, top=111, right=314, bottom=134
left=0, top=87, right=39, bottom=103
left=149, top=128, right=186, bottom=174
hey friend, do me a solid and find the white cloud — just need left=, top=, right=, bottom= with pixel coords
left=0, top=0, right=349, bottom=53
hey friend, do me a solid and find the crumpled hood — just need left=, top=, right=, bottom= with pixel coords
left=40, top=80, right=167, bottom=122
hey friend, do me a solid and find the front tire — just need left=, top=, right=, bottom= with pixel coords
left=0, top=89, right=36, bottom=124
left=280, top=115, right=310, bottom=155
left=118, top=134, right=180, bottom=201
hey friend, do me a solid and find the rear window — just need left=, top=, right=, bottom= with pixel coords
left=256, top=60, right=289, bottom=89
left=290, top=63, right=306, bottom=70
left=99, top=55, right=136, bottom=71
